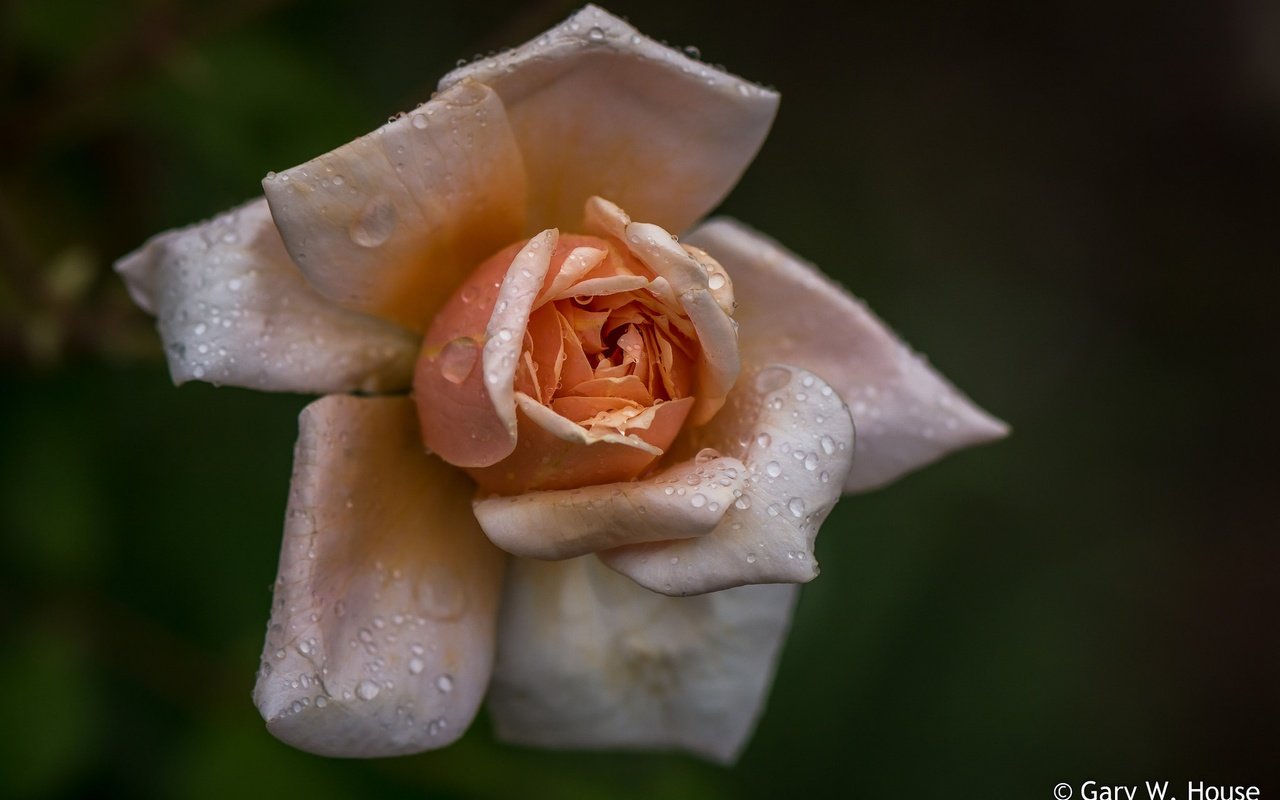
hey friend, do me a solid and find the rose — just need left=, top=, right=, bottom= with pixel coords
left=116, top=6, right=1007, bottom=763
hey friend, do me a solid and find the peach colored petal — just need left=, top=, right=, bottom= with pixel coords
left=487, top=557, right=797, bottom=764
left=439, top=6, right=778, bottom=234
left=686, top=218, right=1010, bottom=492
left=416, top=230, right=556, bottom=469
left=263, top=80, right=526, bottom=332
left=254, top=395, right=505, bottom=756
left=114, top=199, right=420, bottom=394
left=583, top=197, right=739, bottom=422
left=534, top=246, right=607, bottom=307
left=465, top=395, right=693, bottom=494
left=473, top=453, right=746, bottom=560
left=600, top=364, right=854, bottom=596
left=544, top=274, right=651, bottom=303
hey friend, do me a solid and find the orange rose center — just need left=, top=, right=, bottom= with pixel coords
left=514, top=234, right=697, bottom=437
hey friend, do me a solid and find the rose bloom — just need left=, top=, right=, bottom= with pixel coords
left=117, top=6, right=1006, bottom=763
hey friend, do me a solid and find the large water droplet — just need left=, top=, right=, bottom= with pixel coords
left=355, top=679, right=381, bottom=701
left=435, top=673, right=454, bottom=693
left=787, top=497, right=805, bottom=517
left=439, top=337, right=479, bottom=384
left=765, top=461, right=782, bottom=478
left=755, top=366, right=791, bottom=393
left=348, top=195, right=398, bottom=248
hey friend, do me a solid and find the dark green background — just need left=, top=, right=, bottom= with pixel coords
left=2, top=0, right=1276, bottom=797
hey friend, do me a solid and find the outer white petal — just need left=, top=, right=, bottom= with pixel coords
left=600, top=364, right=854, bottom=596
left=440, top=5, right=778, bottom=233
left=264, top=80, right=527, bottom=332
left=488, top=556, right=797, bottom=764
left=472, top=453, right=746, bottom=560
left=686, top=219, right=1010, bottom=493
left=115, top=199, right=419, bottom=393
left=254, top=395, right=505, bottom=757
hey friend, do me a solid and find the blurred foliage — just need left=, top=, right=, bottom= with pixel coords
left=1, top=0, right=1277, bottom=798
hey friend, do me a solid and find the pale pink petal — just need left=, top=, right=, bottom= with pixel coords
left=253, top=395, right=505, bottom=757
left=473, top=452, right=746, bottom=559
left=465, top=395, right=693, bottom=494
left=114, top=198, right=419, bottom=393
left=416, top=230, right=556, bottom=468
left=440, top=5, right=777, bottom=233
left=487, top=556, right=797, bottom=764
left=686, top=219, right=1010, bottom=493
left=600, top=364, right=853, bottom=595
left=263, top=80, right=527, bottom=332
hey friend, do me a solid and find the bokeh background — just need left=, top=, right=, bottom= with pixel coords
left=2, top=0, right=1276, bottom=797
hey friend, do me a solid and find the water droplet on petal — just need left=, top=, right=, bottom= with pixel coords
left=755, top=366, right=791, bottom=393
left=439, top=337, right=479, bottom=384
left=765, top=461, right=783, bottom=478
left=348, top=194, right=398, bottom=248
left=788, top=497, right=806, bottom=517
left=435, top=673, right=454, bottom=693
left=355, top=679, right=381, bottom=701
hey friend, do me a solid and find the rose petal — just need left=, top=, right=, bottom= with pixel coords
left=587, top=198, right=740, bottom=424
left=253, top=395, right=505, bottom=757
left=600, top=364, right=853, bottom=596
left=473, top=453, right=746, bottom=559
left=465, top=395, right=693, bottom=494
left=263, top=80, right=527, bottom=332
left=487, top=556, right=797, bottom=764
left=416, top=230, right=557, bottom=469
left=114, top=198, right=419, bottom=393
left=440, top=5, right=777, bottom=233
left=686, top=218, right=1010, bottom=492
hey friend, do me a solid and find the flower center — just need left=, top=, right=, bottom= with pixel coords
left=512, top=234, right=697, bottom=437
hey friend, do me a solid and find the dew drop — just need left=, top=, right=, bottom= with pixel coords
left=348, top=194, right=398, bottom=248
left=755, top=366, right=791, bottom=393
left=755, top=432, right=772, bottom=448
left=690, top=493, right=707, bottom=508
left=409, top=657, right=424, bottom=675
left=439, top=337, right=479, bottom=384
left=708, top=272, right=726, bottom=290
left=411, top=113, right=428, bottom=129
left=788, top=497, right=805, bottom=517
left=765, top=461, right=783, bottom=478
left=746, top=553, right=757, bottom=564
left=435, top=674, right=454, bottom=693
left=820, top=435, right=836, bottom=455
left=355, top=679, right=381, bottom=701
left=587, top=25, right=606, bottom=41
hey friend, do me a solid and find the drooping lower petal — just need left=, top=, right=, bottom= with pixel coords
left=114, top=198, right=420, bottom=393
left=600, top=364, right=854, bottom=596
left=439, top=5, right=778, bottom=234
left=263, top=80, right=527, bottom=332
left=254, top=395, right=505, bottom=757
left=685, top=218, right=1009, bottom=493
left=472, top=452, right=746, bottom=560
left=487, top=556, right=797, bottom=764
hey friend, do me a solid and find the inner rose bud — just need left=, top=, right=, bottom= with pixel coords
left=414, top=197, right=739, bottom=495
